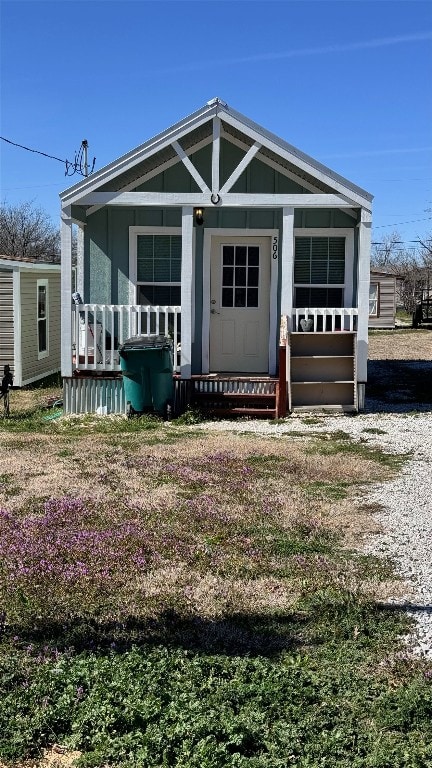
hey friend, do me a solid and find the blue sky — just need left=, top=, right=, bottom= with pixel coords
left=1, top=0, right=432, bottom=250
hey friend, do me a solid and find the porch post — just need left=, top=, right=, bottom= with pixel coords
left=357, top=208, right=372, bottom=404
left=281, top=206, right=295, bottom=324
left=76, top=223, right=85, bottom=297
left=61, top=205, right=73, bottom=377
left=181, top=206, right=194, bottom=379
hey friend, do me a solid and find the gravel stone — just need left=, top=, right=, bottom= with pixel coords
left=199, top=406, right=432, bottom=657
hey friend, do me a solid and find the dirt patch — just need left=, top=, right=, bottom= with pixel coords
left=368, top=328, right=432, bottom=361
left=367, top=329, right=432, bottom=408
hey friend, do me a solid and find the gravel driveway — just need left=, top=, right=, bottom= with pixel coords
left=200, top=329, right=432, bottom=657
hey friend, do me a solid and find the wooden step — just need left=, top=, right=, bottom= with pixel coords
left=191, top=391, right=277, bottom=419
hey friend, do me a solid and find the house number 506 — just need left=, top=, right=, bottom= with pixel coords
left=272, top=236, right=278, bottom=260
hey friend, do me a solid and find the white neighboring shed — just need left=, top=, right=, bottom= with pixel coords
left=0, top=256, right=61, bottom=386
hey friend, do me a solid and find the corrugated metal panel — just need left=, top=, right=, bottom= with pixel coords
left=63, top=376, right=126, bottom=414
left=0, top=272, right=15, bottom=373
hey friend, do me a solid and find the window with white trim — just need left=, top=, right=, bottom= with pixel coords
left=369, top=282, right=379, bottom=316
left=37, top=280, right=48, bottom=359
left=136, top=234, right=181, bottom=306
left=294, top=236, right=345, bottom=308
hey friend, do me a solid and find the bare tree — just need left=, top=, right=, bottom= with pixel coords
left=371, top=231, right=406, bottom=269
left=0, top=201, right=60, bottom=262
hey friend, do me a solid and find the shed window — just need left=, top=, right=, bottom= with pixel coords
left=37, top=280, right=49, bottom=359
left=136, top=234, right=181, bottom=306
left=369, top=282, right=379, bottom=316
left=294, top=237, right=345, bottom=308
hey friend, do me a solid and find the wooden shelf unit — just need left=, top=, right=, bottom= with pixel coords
left=288, top=332, right=357, bottom=411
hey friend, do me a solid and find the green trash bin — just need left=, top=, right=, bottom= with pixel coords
left=119, top=335, right=174, bottom=418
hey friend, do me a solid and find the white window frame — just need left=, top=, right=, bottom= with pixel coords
left=37, top=279, right=49, bottom=359
left=293, top=228, right=354, bottom=308
left=369, top=281, right=379, bottom=316
left=128, top=226, right=182, bottom=305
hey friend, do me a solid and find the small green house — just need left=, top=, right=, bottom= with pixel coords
left=0, top=256, right=61, bottom=387
left=60, top=98, right=372, bottom=415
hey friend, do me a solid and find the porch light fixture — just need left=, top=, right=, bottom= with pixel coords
left=194, top=207, right=204, bottom=226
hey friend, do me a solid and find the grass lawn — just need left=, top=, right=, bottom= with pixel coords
left=0, top=386, right=431, bottom=767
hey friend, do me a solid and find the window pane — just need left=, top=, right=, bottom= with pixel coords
left=138, top=285, right=181, bottom=306
left=223, top=246, right=234, bottom=265
left=235, top=267, right=246, bottom=286
left=222, top=287, right=233, bottom=307
left=235, top=287, right=246, bottom=307
left=294, top=238, right=311, bottom=282
left=235, top=246, right=247, bottom=265
left=247, top=288, right=258, bottom=307
left=137, top=234, right=182, bottom=283
left=222, top=267, right=234, bottom=286
left=248, top=267, right=259, bottom=287
left=369, top=283, right=378, bottom=315
left=295, top=236, right=346, bottom=285
left=248, top=247, right=259, bottom=266
left=38, top=286, right=46, bottom=319
left=38, top=321, right=47, bottom=352
left=327, top=288, right=344, bottom=306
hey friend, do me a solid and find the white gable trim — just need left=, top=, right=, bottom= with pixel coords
left=220, top=128, right=357, bottom=220
left=61, top=100, right=372, bottom=211
left=219, top=106, right=372, bottom=208
left=219, top=141, right=262, bottom=194
left=212, top=117, right=221, bottom=194
left=86, top=134, right=214, bottom=218
left=61, top=105, right=217, bottom=206
left=172, top=140, right=210, bottom=193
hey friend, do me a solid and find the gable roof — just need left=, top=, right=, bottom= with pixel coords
left=60, top=98, right=373, bottom=209
left=0, top=255, right=60, bottom=271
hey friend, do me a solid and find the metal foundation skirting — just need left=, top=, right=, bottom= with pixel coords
left=63, top=376, right=126, bottom=415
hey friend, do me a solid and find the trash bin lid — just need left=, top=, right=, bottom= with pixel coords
left=119, top=334, right=172, bottom=352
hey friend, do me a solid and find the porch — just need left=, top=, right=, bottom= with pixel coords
left=64, top=304, right=359, bottom=416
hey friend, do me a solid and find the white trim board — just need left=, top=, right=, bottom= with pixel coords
left=202, top=228, right=279, bottom=376
left=12, top=270, right=22, bottom=387
left=81, top=192, right=358, bottom=209
left=0, top=259, right=60, bottom=272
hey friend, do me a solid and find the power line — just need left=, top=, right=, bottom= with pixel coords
left=373, top=217, right=432, bottom=229
left=0, top=136, right=95, bottom=177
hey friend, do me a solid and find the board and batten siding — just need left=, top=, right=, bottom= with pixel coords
left=369, top=271, right=396, bottom=329
left=19, top=270, right=61, bottom=384
left=0, top=270, right=15, bottom=375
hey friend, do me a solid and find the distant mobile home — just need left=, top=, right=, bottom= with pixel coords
left=0, top=256, right=61, bottom=386
left=369, top=269, right=396, bottom=329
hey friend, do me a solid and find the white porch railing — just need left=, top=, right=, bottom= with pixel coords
left=72, top=304, right=181, bottom=372
left=289, top=307, right=359, bottom=333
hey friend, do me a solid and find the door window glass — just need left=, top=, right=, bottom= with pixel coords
left=221, top=245, right=260, bottom=308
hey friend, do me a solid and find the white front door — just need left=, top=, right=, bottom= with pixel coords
left=209, top=236, right=270, bottom=372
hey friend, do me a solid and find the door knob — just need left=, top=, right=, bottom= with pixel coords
left=210, top=309, right=220, bottom=315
